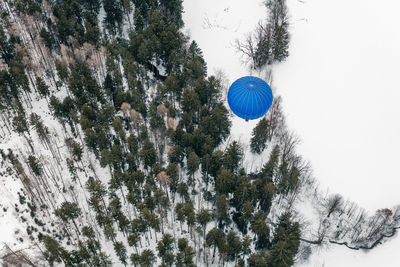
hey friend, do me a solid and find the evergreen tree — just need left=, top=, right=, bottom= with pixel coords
left=138, top=249, right=156, bottom=267
left=223, top=141, right=243, bottom=173
left=241, top=235, right=252, bottom=258
left=0, top=25, right=15, bottom=63
left=84, top=11, right=101, bottom=44
left=247, top=251, right=270, bottom=267
left=66, top=138, right=83, bottom=161
left=55, top=60, right=69, bottom=85
left=30, top=113, right=50, bottom=143
left=12, top=113, right=28, bottom=134
left=250, top=118, right=270, bottom=154
left=177, top=182, right=190, bottom=202
left=197, top=208, right=212, bottom=242
left=114, top=241, right=128, bottom=266
left=181, top=88, right=200, bottom=114
left=27, top=155, right=42, bottom=176
left=159, top=0, right=184, bottom=28
left=139, top=138, right=157, bottom=169
left=39, top=28, right=56, bottom=51
left=216, top=194, right=230, bottom=228
left=127, top=134, right=139, bottom=155
left=269, top=0, right=290, bottom=62
left=269, top=212, right=300, bottom=267
left=216, top=168, right=236, bottom=195
left=226, top=230, right=242, bottom=262
left=157, top=233, right=175, bottom=266
left=175, top=203, right=185, bottom=231
left=54, top=201, right=82, bottom=235
left=194, top=76, right=222, bottom=109
left=206, top=227, right=225, bottom=262
left=235, top=201, right=254, bottom=234
left=257, top=181, right=275, bottom=214
left=176, top=238, right=196, bottom=267
left=261, top=145, right=280, bottom=179
left=166, top=162, right=179, bottom=197
left=186, top=151, right=200, bottom=184
left=41, top=235, right=64, bottom=265
left=251, top=211, right=270, bottom=250
left=185, top=203, right=196, bottom=234
left=103, top=0, right=124, bottom=34
left=183, top=41, right=207, bottom=84
left=36, top=76, right=50, bottom=98
left=200, top=103, right=231, bottom=146
left=232, top=175, right=253, bottom=213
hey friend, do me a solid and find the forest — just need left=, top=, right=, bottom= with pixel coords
left=0, top=0, right=399, bottom=266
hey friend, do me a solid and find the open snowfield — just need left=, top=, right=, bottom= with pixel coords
left=183, top=0, right=400, bottom=266
left=274, top=0, right=400, bottom=212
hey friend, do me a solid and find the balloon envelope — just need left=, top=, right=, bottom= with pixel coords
left=227, top=76, right=273, bottom=120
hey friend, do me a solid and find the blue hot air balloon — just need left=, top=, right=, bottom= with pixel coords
left=227, top=76, right=273, bottom=121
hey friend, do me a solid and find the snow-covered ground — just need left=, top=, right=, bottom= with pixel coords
left=183, top=0, right=400, bottom=266
left=274, top=0, right=400, bottom=212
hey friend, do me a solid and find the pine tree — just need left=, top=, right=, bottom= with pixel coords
left=139, top=249, right=156, bottom=267
left=216, top=168, right=236, bottom=195
left=272, top=25, right=289, bottom=62
left=41, top=235, right=64, bottom=265
left=181, top=88, right=200, bottom=114
left=247, top=251, right=270, bottom=267
left=251, top=211, right=270, bottom=250
left=139, top=138, right=157, bottom=169
left=258, top=181, right=275, bottom=214
left=226, top=230, right=242, bottom=262
left=176, top=238, right=196, bottom=267
left=84, top=11, right=101, bottom=44
left=175, top=203, right=185, bottom=232
left=241, top=235, right=252, bottom=258
left=223, top=141, right=243, bottom=173
left=232, top=175, right=253, bottom=212
left=177, top=182, right=189, bottom=202
left=196, top=207, right=212, bottom=261
left=262, top=145, right=280, bottom=179
left=206, top=227, right=225, bottom=262
left=166, top=162, right=179, bottom=197
left=55, top=60, right=69, bottom=85
left=185, top=203, right=196, bottom=235
left=36, top=76, right=50, bottom=98
left=186, top=151, right=200, bottom=184
left=196, top=76, right=222, bottom=109
left=27, top=155, right=42, bottom=176
left=250, top=118, right=270, bottom=154
left=12, top=113, right=29, bottom=134
left=114, top=241, right=128, bottom=266
left=269, top=212, right=300, bottom=267
left=103, top=0, right=124, bottom=34
left=54, top=201, right=82, bottom=235
left=205, top=103, right=231, bottom=146
left=157, top=233, right=175, bottom=266
left=216, top=194, right=230, bottom=228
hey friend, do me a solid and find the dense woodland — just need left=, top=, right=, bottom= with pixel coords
left=0, top=0, right=399, bottom=266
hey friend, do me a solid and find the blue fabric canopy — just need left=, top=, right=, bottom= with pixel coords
left=227, top=76, right=273, bottom=120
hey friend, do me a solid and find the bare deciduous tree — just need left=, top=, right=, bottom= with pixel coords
left=157, top=104, right=168, bottom=117
left=265, top=95, right=286, bottom=138
left=121, top=102, right=132, bottom=116
left=325, top=194, right=343, bottom=218
left=167, top=117, right=177, bottom=130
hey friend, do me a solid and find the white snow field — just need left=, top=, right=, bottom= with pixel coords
left=274, top=0, right=400, bottom=212
left=183, top=0, right=400, bottom=266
